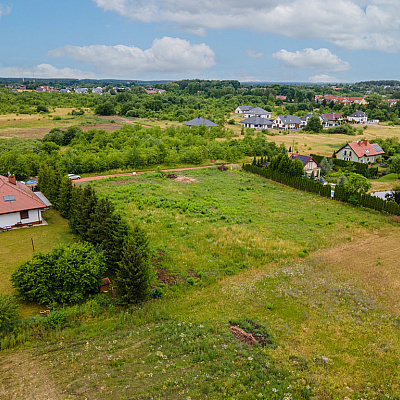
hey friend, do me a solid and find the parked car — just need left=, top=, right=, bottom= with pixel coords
left=67, top=173, right=81, bottom=180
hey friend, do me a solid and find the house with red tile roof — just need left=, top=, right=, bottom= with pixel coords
left=0, top=175, right=48, bottom=230
left=336, top=140, right=385, bottom=163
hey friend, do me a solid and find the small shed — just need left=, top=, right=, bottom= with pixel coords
left=100, top=277, right=111, bottom=292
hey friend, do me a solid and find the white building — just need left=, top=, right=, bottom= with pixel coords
left=347, top=110, right=368, bottom=124
left=240, top=116, right=274, bottom=130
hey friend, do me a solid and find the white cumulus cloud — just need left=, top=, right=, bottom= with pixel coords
left=0, top=64, right=98, bottom=79
left=272, top=48, right=350, bottom=73
left=308, top=74, right=342, bottom=83
left=246, top=50, right=264, bottom=59
left=0, top=4, right=11, bottom=17
left=49, top=37, right=215, bottom=77
left=92, top=0, right=400, bottom=53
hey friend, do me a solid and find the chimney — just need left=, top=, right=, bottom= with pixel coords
left=8, top=174, right=16, bottom=185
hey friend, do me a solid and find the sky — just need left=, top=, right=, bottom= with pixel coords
left=0, top=0, right=400, bottom=83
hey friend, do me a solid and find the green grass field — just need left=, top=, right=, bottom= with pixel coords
left=2, top=164, right=400, bottom=399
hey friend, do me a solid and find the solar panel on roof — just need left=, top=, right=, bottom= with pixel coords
left=3, top=194, right=15, bottom=202
left=372, top=144, right=383, bottom=152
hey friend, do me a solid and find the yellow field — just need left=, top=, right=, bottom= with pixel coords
left=0, top=108, right=102, bottom=139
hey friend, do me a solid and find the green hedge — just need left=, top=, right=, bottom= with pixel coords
left=311, top=154, right=369, bottom=175
left=243, top=164, right=400, bottom=216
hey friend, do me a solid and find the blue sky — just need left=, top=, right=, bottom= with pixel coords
left=1, top=0, right=400, bottom=83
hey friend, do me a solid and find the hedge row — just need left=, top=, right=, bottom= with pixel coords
left=243, top=164, right=400, bottom=216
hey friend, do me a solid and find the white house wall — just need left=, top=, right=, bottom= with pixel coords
left=0, top=209, right=42, bottom=228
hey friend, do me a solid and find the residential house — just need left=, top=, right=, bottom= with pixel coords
left=183, top=117, right=219, bottom=129
left=240, top=116, right=274, bottom=130
left=323, top=112, right=344, bottom=126
left=275, top=95, right=287, bottom=101
left=0, top=175, right=48, bottom=230
left=290, top=153, right=322, bottom=177
left=300, top=114, right=328, bottom=127
left=92, top=87, right=103, bottom=95
left=336, top=140, right=384, bottom=163
left=244, top=107, right=272, bottom=119
left=74, top=87, right=88, bottom=94
left=273, top=115, right=301, bottom=130
left=347, top=110, right=368, bottom=124
left=383, top=98, right=400, bottom=107
left=235, top=105, right=253, bottom=114
left=145, top=88, right=166, bottom=94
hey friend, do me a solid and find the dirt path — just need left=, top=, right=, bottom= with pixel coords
left=76, top=164, right=238, bottom=183
left=0, top=349, right=66, bottom=400
left=312, top=226, right=400, bottom=315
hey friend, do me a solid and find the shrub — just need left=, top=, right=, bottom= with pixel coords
left=11, top=243, right=106, bottom=305
left=36, top=104, right=49, bottom=113
left=0, top=295, right=19, bottom=330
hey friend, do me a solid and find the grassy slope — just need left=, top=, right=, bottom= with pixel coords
left=0, top=209, right=77, bottom=317
left=1, top=155, right=400, bottom=399
left=35, top=168, right=397, bottom=399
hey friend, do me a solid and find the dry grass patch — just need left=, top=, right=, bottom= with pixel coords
left=313, top=226, right=400, bottom=315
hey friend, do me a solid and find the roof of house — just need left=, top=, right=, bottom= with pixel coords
left=246, top=107, right=271, bottom=115
left=0, top=176, right=47, bottom=215
left=340, top=140, right=385, bottom=158
left=324, top=112, right=343, bottom=120
left=348, top=110, right=368, bottom=118
left=183, top=117, right=219, bottom=127
left=236, top=105, right=253, bottom=111
left=301, top=114, right=328, bottom=123
left=291, top=154, right=321, bottom=167
left=240, top=116, right=273, bottom=125
left=276, top=115, right=302, bottom=124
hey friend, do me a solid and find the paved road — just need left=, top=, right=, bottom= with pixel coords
left=76, top=164, right=239, bottom=183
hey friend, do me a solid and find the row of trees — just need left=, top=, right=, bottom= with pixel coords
left=0, top=125, right=281, bottom=179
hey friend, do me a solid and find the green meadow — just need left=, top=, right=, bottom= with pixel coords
left=1, top=168, right=400, bottom=399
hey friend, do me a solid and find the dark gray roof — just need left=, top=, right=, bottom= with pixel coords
left=292, top=154, right=312, bottom=167
left=301, top=114, right=329, bottom=123
left=371, top=143, right=384, bottom=152
left=277, top=115, right=302, bottom=124
left=183, top=117, right=219, bottom=127
left=349, top=110, right=367, bottom=118
left=236, top=105, right=253, bottom=111
left=247, top=107, right=271, bottom=115
left=240, top=116, right=273, bottom=125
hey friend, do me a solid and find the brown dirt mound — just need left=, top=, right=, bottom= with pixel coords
left=229, top=325, right=257, bottom=346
